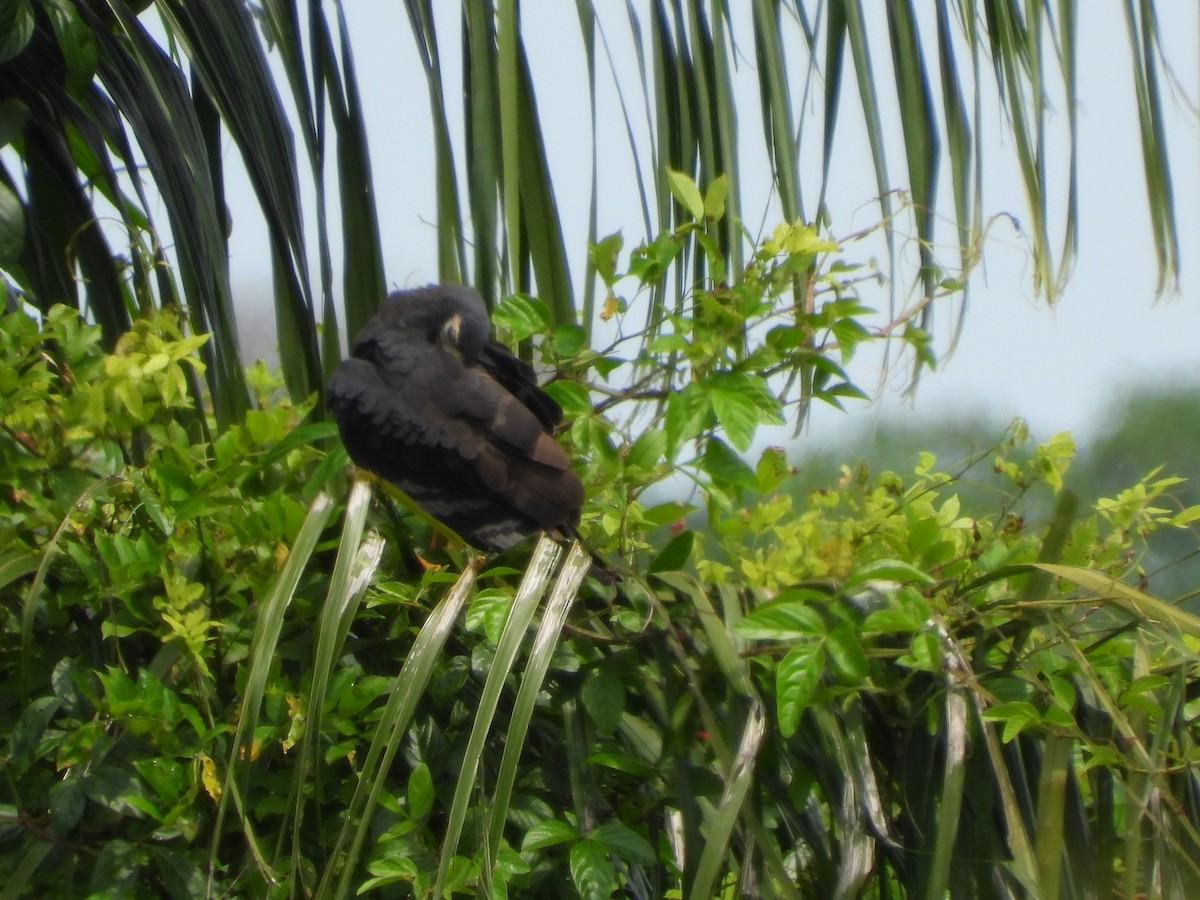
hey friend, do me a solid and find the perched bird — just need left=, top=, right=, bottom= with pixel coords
left=327, top=284, right=589, bottom=557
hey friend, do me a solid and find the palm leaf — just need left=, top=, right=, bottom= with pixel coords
left=156, top=0, right=321, bottom=405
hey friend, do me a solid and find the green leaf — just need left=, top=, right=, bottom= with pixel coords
left=1035, top=564, right=1200, bottom=638
left=826, top=622, right=869, bottom=682
left=703, top=174, right=728, bottom=221
left=406, top=762, right=434, bottom=820
left=624, top=428, right=666, bottom=474
left=699, top=437, right=757, bottom=494
left=588, top=232, right=623, bottom=286
left=359, top=855, right=417, bottom=892
left=648, top=529, right=694, bottom=574
left=44, top=0, right=98, bottom=94
left=0, top=550, right=37, bottom=593
left=777, top=642, right=825, bottom=736
left=627, top=230, right=682, bottom=284
left=843, top=559, right=936, bottom=589
left=755, top=445, right=791, bottom=493
left=522, top=819, right=579, bottom=852
left=492, top=293, right=551, bottom=342
left=0, top=177, right=24, bottom=267
left=465, top=588, right=513, bottom=644
left=0, top=96, right=27, bottom=148
left=585, top=751, right=656, bottom=777
left=150, top=847, right=205, bottom=900
left=666, top=169, right=704, bottom=220
left=553, top=323, right=587, bottom=357
left=642, top=500, right=696, bottom=527
left=541, top=380, right=593, bottom=419
left=47, top=774, right=85, bottom=833
left=92, top=840, right=144, bottom=897
left=664, top=382, right=710, bottom=459
left=707, top=372, right=784, bottom=452
left=862, top=605, right=925, bottom=635
left=0, top=0, right=34, bottom=63
left=7, top=696, right=59, bottom=771
left=570, top=838, right=619, bottom=899
left=591, top=821, right=654, bottom=865
left=736, top=600, right=824, bottom=640
left=981, top=701, right=1042, bottom=743
left=581, top=665, right=625, bottom=736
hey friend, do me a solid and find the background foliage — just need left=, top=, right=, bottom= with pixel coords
left=5, top=263, right=1200, bottom=897
left=2, top=2, right=1199, bottom=898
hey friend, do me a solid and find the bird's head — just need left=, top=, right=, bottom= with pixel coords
left=372, top=284, right=491, bottom=358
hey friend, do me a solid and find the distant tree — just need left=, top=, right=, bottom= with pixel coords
left=1073, top=383, right=1200, bottom=601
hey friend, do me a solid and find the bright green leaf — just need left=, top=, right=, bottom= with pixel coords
left=703, top=174, right=728, bottom=221
left=667, top=169, right=704, bottom=220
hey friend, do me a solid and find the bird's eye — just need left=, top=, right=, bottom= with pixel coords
left=440, top=314, right=462, bottom=346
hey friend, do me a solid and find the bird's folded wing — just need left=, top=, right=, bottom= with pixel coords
left=327, top=356, right=582, bottom=533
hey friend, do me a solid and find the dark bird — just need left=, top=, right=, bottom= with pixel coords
left=327, top=284, right=588, bottom=557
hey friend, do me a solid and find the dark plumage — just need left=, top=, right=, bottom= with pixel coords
left=327, top=284, right=585, bottom=554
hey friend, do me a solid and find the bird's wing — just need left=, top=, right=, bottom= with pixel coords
left=478, top=340, right=564, bottom=430
left=440, top=365, right=584, bottom=527
left=328, top=334, right=582, bottom=548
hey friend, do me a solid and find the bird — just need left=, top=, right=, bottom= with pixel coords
left=327, top=283, right=594, bottom=563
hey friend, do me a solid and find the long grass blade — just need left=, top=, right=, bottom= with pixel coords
left=925, top=688, right=968, bottom=900
left=155, top=0, right=321, bottom=408
left=1035, top=563, right=1200, bottom=638
left=618, top=0, right=662, bottom=239
left=703, top=2, right=740, bottom=273
left=574, top=1, right=600, bottom=335
left=94, top=5, right=249, bottom=423
left=327, top=2, right=386, bottom=347
left=497, top=0, right=522, bottom=292
left=752, top=0, right=801, bottom=224
left=287, top=479, right=381, bottom=882
left=463, top=2, right=502, bottom=307
left=433, top=535, right=562, bottom=895
left=885, top=0, right=940, bottom=318
left=0, top=840, right=52, bottom=900
left=985, top=0, right=1054, bottom=297
left=812, top=705, right=876, bottom=899
left=688, top=702, right=765, bottom=900
left=650, top=573, right=800, bottom=898
left=514, top=42, right=576, bottom=323
left=403, top=0, right=466, bottom=284
left=1054, top=0, right=1079, bottom=294
left=817, top=0, right=846, bottom=225
left=20, top=120, right=128, bottom=345
left=209, top=491, right=335, bottom=887
left=259, top=0, right=336, bottom=373
left=485, top=541, right=589, bottom=870
left=935, top=3, right=976, bottom=283
left=840, top=0, right=897, bottom=319
left=1121, top=0, right=1180, bottom=294
left=940, top=615, right=1043, bottom=894
left=1033, top=734, right=1071, bottom=900
left=321, top=555, right=483, bottom=899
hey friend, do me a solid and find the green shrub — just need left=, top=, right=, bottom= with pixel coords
left=4, top=301, right=1200, bottom=898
